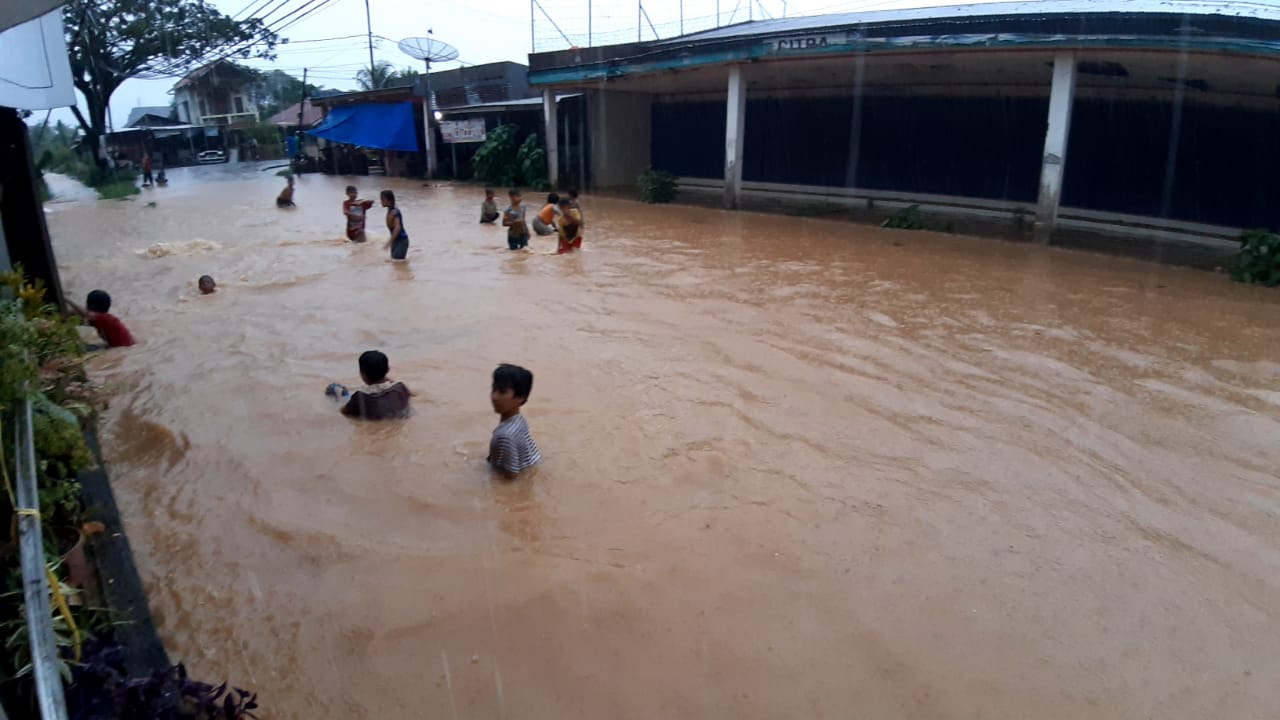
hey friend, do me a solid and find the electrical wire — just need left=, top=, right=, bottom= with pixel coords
left=145, top=0, right=342, bottom=80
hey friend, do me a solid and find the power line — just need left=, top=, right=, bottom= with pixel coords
left=145, top=0, right=341, bottom=79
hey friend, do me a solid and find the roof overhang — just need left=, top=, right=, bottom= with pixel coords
left=529, top=3, right=1280, bottom=88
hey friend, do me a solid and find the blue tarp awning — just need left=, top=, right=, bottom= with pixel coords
left=306, top=102, right=419, bottom=152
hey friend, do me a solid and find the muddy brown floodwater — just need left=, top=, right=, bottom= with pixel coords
left=46, top=169, right=1280, bottom=719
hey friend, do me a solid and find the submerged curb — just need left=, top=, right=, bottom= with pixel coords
left=79, top=428, right=170, bottom=676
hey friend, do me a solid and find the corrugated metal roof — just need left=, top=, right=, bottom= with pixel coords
left=660, top=0, right=1280, bottom=44
left=125, top=106, right=174, bottom=127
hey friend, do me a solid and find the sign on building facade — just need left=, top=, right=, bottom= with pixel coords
left=441, top=118, right=486, bottom=144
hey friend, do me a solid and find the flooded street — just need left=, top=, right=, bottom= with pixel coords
left=47, top=168, right=1280, bottom=719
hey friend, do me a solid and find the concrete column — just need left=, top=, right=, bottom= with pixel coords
left=1034, top=52, right=1076, bottom=243
left=543, top=88, right=560, bottom=189
left=723, top=65, right=747, bottom=210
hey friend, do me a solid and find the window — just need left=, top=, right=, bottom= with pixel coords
left=198, top=98, right=207, bottom=118
left=234, top=96, right=245, bottom=114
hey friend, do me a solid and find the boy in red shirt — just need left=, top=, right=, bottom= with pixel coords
left=67, top=290, right=135, bottom=348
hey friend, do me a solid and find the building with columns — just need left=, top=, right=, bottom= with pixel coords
left=527, top=1, right=1280, bottom=242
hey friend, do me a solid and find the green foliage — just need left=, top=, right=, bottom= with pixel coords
left=637, top=169, right=679, bottom=204
left=250, top=69, right=321, bottom=121
left=516, top=133, right=549, bottom=191
left=96, top=181, right=141, bottom=200
left=471, top=124, right=521, bottom=188
left=882, top=204, right=925, bottom=230
left=1230, top=229, right=1280, bottom=287
left=241, top=122, right=285, bottom=159
left=63, top=0, right=280, bottom=161
left=354, top=61, right=418, bottom=91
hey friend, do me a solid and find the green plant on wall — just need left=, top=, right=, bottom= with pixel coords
left=882, top=205, right=925, bottom=230
left=637, top=169, right=678, bottom=203
left=471, top=124, right=521, bottom=188
left=1231, top=229, right=1280, bottom=287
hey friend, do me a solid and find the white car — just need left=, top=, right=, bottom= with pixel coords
left=197, top=149, right=227, bottom=164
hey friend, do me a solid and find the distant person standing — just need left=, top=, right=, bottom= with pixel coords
left=141, top=153, right=154, bottom=186
left=382, top=190, right=409, bottom=261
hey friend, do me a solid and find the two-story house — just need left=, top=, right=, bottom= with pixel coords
left=171, top=60, right=258, bottom=128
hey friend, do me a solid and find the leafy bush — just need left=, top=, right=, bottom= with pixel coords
left=637, top=169, right=678, bottom=203
left=471, top=124, right=521, bottom=188
left=69, top=640, right=260, bottom=720
left=882, top=204, right=925, bottom=230
left=516, top=133, right=548, bottom=191
left=1231, top=229, right=1280, bottom=287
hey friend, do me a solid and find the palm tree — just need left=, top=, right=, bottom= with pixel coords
left=355, top=61, right=395, bottom=91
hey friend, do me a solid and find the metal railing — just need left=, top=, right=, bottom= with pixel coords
left=13, top=397, right=69, bottom=719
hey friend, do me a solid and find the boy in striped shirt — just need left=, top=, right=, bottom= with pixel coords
left=488, top=364, right=541, bottom=478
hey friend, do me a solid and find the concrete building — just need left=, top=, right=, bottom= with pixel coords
left=527, top=1, right=1280, bottom=241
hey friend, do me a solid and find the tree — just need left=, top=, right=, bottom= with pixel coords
left=355, top=61, right=396, bottom=91
left=63, top=0, right=280, bottom=166
left=250, top=69, right=322, bottom=121
left=354, top=62, right=419, bottom=92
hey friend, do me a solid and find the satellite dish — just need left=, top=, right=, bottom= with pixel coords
left=398, top=37, right=459, bottom=63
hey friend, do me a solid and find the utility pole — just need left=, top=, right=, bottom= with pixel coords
left=680, top=0, right=684, bottom=35
left=364, top=0, right=375, bottom=83
left=296, top=68, right=308, bottom=130
left=588, top=0, right=592, bottom=46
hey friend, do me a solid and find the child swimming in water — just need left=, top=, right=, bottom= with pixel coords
left=198, top=275, right=216, bottom=294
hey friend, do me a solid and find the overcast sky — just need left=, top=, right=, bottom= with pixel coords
left=42, top=0, right=1250, bottom=130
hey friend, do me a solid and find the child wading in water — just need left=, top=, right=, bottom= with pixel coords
left=531, top=193, right=560, bottom=236
left=480, top=188, right=499, bottom=224
left=382, top=190, right=409, bottom=261
left=326, top=350, right=412, bottom=420
left=488, top=364, right=540, bottom=478
left=343, top=185, right=375, bottom=242
left=555, top=197, right=582, bottom=254
left=502, top=188, right=529, bottom=250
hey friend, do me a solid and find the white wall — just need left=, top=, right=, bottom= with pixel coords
left=588, top=90, right=652, bottom=187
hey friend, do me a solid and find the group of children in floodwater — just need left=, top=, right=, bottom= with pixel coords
left=480, top=187, right=585, bottom=254
left=276, top=178, right=585, bottom=261
left=69, top=178, right=571, bottom=478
